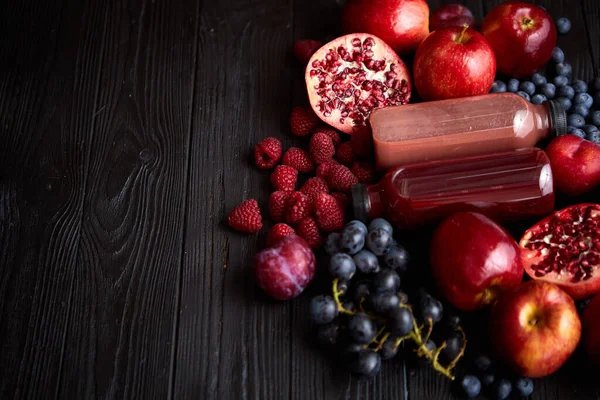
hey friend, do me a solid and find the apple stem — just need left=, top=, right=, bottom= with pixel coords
left=456, top=24, right=469, bottom=44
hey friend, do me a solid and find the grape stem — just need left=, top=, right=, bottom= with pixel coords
left=332, top=279, right=356, bottom=315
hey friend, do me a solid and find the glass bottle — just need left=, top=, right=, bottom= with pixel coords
left=370, top=93, right=566, bottom=170
left=352, top=148, right=554, bottom=229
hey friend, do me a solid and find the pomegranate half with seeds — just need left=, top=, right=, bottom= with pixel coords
left=305, top=34, right=412, bottom=136
left=519, top=204, right=600, bottom=300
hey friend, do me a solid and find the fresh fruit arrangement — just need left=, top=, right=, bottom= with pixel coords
left=311, top=219, right=466, bottom=379
left=225, top=1, right=600, bottom=398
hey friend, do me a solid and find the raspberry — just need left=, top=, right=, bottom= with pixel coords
left=228, top=199, right=262, bottom=233
left=271, top=165, right=298, bottom=191
left=331, top=192, right=349, bottom=209
left=316, top=160, right=340, bottom=180
left=254, top=137, right=282, bottom=169
left=255, top=235, right=316, bottom=300
left=314, top=126, right=341, bottom=147
left=300, top=176, right=328, bottom=199
left=314, top=193, right=345, bottom=232
left=310, top=132, right=335, bottom=164
left=267, top=223, right=296, bottom=246
left=351, top=161, right=375, bottom=184
left=296, top=217, right=323, bottom=248
left=293, top=39, right=323, bottom=65
left=282, top=147, right=315, bottom=173
left=269, top=191, right=291, bottom=221
left=284, top=191, right=312, bottom=224
left=327, top=164, right=359, bottom=193
left=335, top=141, right=356, bottom=166
left=290, top=107, right=319, bottom=137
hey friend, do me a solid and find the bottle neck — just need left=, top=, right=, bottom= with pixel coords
left=543, top=100, right=567, bottom=137
left=351, top=183, right=383, bottom=221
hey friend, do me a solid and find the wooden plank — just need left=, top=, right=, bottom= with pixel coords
left=52, top=0, right=199, bottom=398
left=581, top=0, right=600, bottom=76
left=173, top=0, right=295, bottom=398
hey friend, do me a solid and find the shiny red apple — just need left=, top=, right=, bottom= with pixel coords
left=430, top=4, right=476, bottom=31
left=430, top=212, right=523, bottom=311
left=545, top=135, right=600, bottom=196
left=490, top=281, right=581, bottom=378
left=481, top=2, right=556, bottom=78
left=342, top=0, right=430, bottom=55
left=582, top=294, right=600, bottom=366
left=413, top=26, right=496, bottom=101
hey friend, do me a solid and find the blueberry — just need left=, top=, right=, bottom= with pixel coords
left=340, top=225, right=366, bottom=255
left=574, top=92, right=594, bottom=108
left=388, top=307, right=414, bottom=336
left=519, top=81, right=536, bottom=96
left=351, top=350, right=381, bottom=378
left=531, top=94, right=547, bottom=105
left=553, top=75, right=569, bottom=88
left=582, top=124, right=599, bottom=135
left=329, top=253, right=356, bottom=280
left=460, top=375, right=481, bottom=399
left=368, top=218, right=393, bottom=235
left=353, top=250, right=380, bottom=274
left=482, top=373, right=496, bottom=387
left=568, top=113, right=586, bottom=128
left=515, top=377, right=534, bottom=397
left=557, top=85, right=575, bottom=99
left=348, top=313, right=377, bottom=344
left=369, top=292, right=400, bottom=313
left=366, top=228, right=393, bottom=256
left=592, top=77, right=600, bottom=92
left=382, top=245, right=409, bottom=272
left=568, top=127, right=586, bottom=139
left=587, top=131, right=600, bottom=145
left=556, top=17, right=571, bottom=34
left=531, top=73, right=546, bottom=86
left=551, top=47, right=565, bottom=63
left=591, top=110, right=600, bottom=126
left=556, top=96, right=572, bottom=111
left=573, top=103, right=590, bottom=118
left=572, top=79, right=588, bottom=94
left=494, top=379, right=512, bottom=400
left=555, top=62, right=572, bottom=77
left=490, top=80, right=507, bottom=93
left=379, top=337, right=399, bottom=360
left=345, top=220, right=367, bottom=235
left=474, top=354, right=493, bottom=372
left=540, top=83, right=556, bottom=99
left=373, top=268, right=401, bottom=293
left=310, top=295, right=338, bottom=324
left=324, top=232, right=341, bottom=255
left=507, top=78, right=520, bottom=93
left=516, top=91, right=530, bottom=101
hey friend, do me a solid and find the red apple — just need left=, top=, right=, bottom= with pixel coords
left=481, top=2, right=556, bottom=78
left=430, top=212, right=523, bottom=311
left=545, top=135, right=600, bottom=196
left=490, top=281, right=581, bottom=378
left=582, top=294, right=600, bottom=366
left=413, top=26, right=496, bottom=101
left=430, top=4, right=476, bottom=31
left=342, top=0, right=430, bottom=55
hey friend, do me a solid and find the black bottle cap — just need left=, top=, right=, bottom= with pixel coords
left=351, top=184, right=369, bottom=222
left=547, top=100, right=567, bottom=137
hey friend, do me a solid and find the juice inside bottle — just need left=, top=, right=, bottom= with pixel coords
left=352, top=148, right=555, bottom=229
left=369, top=93, right=566, bottom=170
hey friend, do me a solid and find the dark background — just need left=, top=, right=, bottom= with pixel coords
left=1, top=0, right=599, bottom=399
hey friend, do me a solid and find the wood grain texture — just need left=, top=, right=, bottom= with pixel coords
left=174, top=0, right=295, bottom=399
left=55, top=0, right=198, bottom=399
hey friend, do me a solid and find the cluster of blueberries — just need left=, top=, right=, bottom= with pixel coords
left=490, top=21, right=600, bottom=146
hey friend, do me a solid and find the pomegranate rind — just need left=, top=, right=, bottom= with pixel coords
left=305, top=33, right=412, bottom=135
left=519, top=203, right=600, bottom=300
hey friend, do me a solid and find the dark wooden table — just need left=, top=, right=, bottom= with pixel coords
left=1, top=0, right=599, bottom=399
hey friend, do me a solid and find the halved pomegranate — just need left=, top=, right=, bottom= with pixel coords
left=305, top=34, right=412, bottom=136
left=519, top=204, right=600, bottom=300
